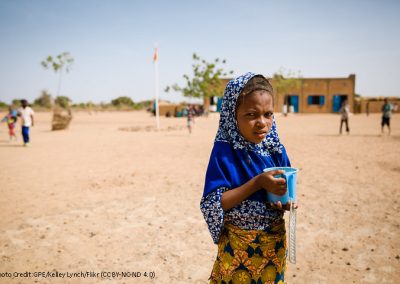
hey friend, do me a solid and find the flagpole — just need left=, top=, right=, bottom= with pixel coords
left=154, top=45, right=160, bottom=130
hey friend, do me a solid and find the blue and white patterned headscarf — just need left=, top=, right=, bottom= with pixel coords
left=201, top=72, right=291, bottom=244
left=215, top=71, right=283, bottom=157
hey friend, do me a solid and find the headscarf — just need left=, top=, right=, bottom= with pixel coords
left=215, top=72, right=283, bottom=156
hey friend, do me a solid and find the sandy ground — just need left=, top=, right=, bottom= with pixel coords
left=0, top=110, right=399, bottom=284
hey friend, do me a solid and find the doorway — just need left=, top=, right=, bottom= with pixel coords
left=284, top=95, right=299, bottom=113
left=332, top=95, right=348, bottom=112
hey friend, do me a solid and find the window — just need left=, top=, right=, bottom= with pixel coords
left=308, top=95, right=325, bottom=106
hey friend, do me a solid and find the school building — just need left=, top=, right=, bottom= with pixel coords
left=206, top=74, right=356, bottom=114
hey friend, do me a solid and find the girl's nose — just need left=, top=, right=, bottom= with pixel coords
left=256, top=117, right=267, bottom=128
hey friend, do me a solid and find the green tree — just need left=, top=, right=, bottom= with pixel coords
left=272, top=69, right=302, bottom=111
left=0, top=101, right=8, bottom=109
left=41, top=52, right=74, bottom=97
left=34, top=90, right=52, bottom=108
left=12, top=99, right=21, bottom=106
left=272, top=69, right=302, bottom=96
left=165, top=53, right=233, bottom=99
left=55, top=96, right=71, bottom=109
left=111, top=96, right=135, bottom=107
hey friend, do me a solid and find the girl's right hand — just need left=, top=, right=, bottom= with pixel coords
left=256, top=170, right=287, bottom=196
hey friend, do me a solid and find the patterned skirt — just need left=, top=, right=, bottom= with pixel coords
left=209, top=222, right=287, bottom=284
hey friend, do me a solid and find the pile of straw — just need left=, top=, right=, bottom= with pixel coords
left=51, top=109, right=72, bottom=131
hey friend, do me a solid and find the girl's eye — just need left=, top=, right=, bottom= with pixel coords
left=246, top=113, right=255, bottom=117
left=264, top=112, right=273, bottom=118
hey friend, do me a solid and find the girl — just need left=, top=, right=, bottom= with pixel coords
left=1, top=107, right=18, bottom=141
left=200, top=72, right=293, bottom=284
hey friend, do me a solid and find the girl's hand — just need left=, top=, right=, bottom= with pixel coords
left=256, top=170, right=287, bottom=196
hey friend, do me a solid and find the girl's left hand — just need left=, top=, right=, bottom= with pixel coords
left=269, top=201, right=298, bottom=211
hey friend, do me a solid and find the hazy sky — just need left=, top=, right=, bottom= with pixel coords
left=1, top=0, right=399, bottom=104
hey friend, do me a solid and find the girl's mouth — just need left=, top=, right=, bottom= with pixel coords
left=254, top=132, right=267, bottom=139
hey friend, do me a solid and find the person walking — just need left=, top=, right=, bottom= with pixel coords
left=18, top=99, right=35, bottom=146
left=339, top=99, right=350, bottom=135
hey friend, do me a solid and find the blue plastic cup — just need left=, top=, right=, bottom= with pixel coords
left=263, top=167, right=298, bottom=204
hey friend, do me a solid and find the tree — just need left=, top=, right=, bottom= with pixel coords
left=272, top=69, right=302, bottom=96
left=41, top=52, right=74, bottom=97
left=12, top=99, right=21, bottom=106
left=272, top=69, right=302, bottom=108
left=0, top=101, right=8, bottom=109
left=55, top=96, right=71, bottom=109
left=111, top=96, right=135, bottom=107
left=165, top=53, right=233, bottom=99
left=34, top=90, right=52, bottom=108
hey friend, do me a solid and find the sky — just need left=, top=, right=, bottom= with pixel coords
left=0, top=0, right=399, bottom=105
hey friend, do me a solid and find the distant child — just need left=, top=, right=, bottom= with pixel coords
left=339, top=99, right=350, bottom=134
left=200, top=72, right=295, bottom=283
left=381, top=98, right=392, bottom=135
left=187, top=105, right=194, bottom=134
left=17, top=99, right=35, bottom=146
left=1, top=107, right=18, bottom=141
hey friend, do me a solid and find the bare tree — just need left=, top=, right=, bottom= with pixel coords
left=41, top=52, right=74, bottom=97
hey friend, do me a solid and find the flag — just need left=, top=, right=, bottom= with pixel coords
left=153, top=48, right=158, bottom=62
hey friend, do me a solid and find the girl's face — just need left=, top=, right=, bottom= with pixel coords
left=236, top=90, right=273, bottom=144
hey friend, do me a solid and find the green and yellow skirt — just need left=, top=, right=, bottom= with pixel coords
left=209, top=222, right=287, bottom=284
